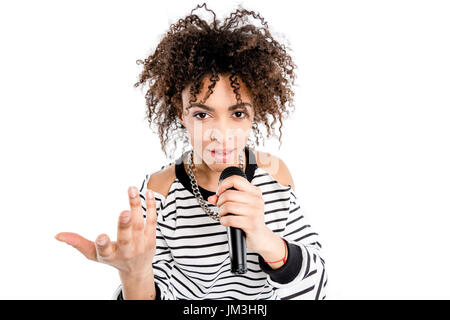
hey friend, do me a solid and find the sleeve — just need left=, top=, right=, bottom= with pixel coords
left=111, top=169, right=175, bottom=300
left=258, top=186, right=328, bottom=300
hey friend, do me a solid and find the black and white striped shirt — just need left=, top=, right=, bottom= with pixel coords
left=113, top=147, right=327, bottom=300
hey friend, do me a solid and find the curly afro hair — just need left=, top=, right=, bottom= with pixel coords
left=134, top=3, right=297, bottom=159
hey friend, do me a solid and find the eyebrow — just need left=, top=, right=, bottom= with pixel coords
left=191, top=102, right=252, bottom=112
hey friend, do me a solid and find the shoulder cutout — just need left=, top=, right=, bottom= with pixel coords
left=147, top=163, right=176, bottom=198
left=255, top=150, right=295, bottom=191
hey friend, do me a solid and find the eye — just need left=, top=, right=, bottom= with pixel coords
left=193, top=112, right=210, bottom=120
left=233, top=111, right=248, bottom=119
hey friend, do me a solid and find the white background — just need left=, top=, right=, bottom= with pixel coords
left=1, top=0, right=449, bottom=299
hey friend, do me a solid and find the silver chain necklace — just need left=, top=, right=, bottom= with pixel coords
left=186, top=149, right=245, bottom=221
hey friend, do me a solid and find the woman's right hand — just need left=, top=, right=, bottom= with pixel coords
left=55, top=186, right=157, bottom=279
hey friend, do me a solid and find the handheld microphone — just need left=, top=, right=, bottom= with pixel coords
left=218, top=166, right=247, bottom=274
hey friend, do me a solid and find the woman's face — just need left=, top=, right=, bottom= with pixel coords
left=179, top=73, right=255, bottom=171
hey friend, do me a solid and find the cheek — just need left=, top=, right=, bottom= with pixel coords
left=184, top=123, right=210, bottom=156
left=229, top=123, right=253, bottom=147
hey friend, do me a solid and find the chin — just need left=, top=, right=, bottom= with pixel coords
left=210, top=162, right=236, bottom=170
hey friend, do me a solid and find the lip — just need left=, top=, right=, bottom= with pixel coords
left=209, top=148, right=236, bottom=162
left=210, top=149, right=235, bottom=153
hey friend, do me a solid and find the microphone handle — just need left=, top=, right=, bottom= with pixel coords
left=226, top=186, right=247, bottom=274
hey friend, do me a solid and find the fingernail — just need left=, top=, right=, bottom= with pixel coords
left=97, top=236, right=107, bottom=246
left=129, top=186, right=137, bottom=198
left=146, top=190, right=154, bottom=199
left=120, top=212, right=130, bottom=223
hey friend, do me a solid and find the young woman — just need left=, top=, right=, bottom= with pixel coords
left=55, top=3, right=327, bottom=300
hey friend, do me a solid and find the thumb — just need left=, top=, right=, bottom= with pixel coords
left=55, top=232, right=98, bottom=262
left=207, top=194, right=217, bottom=205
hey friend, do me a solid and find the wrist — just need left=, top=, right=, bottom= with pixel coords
left=119, top=269, right=156, bottom=300
left=247, top=226, right=267, bottom=254
left=255, top=229, right=287, bottom=270
left=119, top=268, right=154, bottom=284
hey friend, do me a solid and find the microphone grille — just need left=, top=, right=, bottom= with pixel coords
left=219, top=166, right=247, bottom=183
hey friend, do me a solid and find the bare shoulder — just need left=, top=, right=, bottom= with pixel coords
left=254, top=149, right=295, bottom=191
left=146, top=163, right=176, bottom=198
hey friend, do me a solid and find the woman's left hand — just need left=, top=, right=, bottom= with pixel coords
left=207, top=175, right=271, bottom=253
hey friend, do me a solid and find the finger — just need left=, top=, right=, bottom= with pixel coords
left=117, top=210, right=133, bottom=253
left=215, top=189, right=255, bottom=208
left=128, top=186, right=145, bottom=233
left=218, top=201, right=250, bottom=217
left=128, top=186, right=145, bottom=253
left=144, top=190, right=157, bottom=242
left=55, top=232, right=97, bottom=261
left=216, top=175, right=260, bottom=197
left=94, top=233, right=115, bottom=261
left=220, top=214, right=248, bottom=230
left=207, top=194, right=218, bottom=206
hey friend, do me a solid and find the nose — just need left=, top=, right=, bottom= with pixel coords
left=204, top=118, right=248, bottom=150
left=209, top=127, right=234, bottom=144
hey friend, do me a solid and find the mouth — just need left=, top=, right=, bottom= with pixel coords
left=209, top=148, right=236, bottom=162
